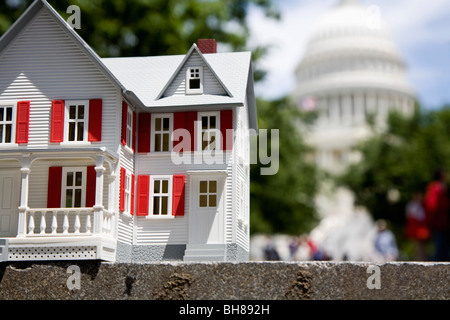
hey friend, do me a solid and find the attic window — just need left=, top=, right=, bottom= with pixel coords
left=186, top=66, right=203, bottom=94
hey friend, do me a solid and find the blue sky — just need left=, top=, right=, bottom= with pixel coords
left=247, top=0, right=450, bottom=109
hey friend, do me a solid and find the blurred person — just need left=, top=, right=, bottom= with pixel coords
left=424, top=169, right=450, bottom=261
left=373, top=220, right=399, bottom=262
left=263, top=235, right=280, bottom=261
left=288, top=236, right=300, bottom=261
left=405, top=192, right=430, bottom=261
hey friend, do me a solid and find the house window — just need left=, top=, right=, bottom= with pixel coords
left=150, top=176, right=172, bottom=216
left=126, top=107, right=133, bottom=149
left=152, top=114, right=172, bottom=152
left=199, top=112, right=220, bottom=151
left=199, top=180, right=217, bottom=208
left=0, top=106, right=13, bottom=144
left=124, top=173, right=132, bottom=214
left=62, top=167, right=87, bottom=208
left=66, top=101, right=88, bottom=142
left=186, top=66, right=203, bottom=94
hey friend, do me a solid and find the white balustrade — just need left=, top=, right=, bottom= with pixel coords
left=24, top=208, right=107, bottom=237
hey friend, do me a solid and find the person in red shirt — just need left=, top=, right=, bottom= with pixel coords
left=424, top=169, right=450, bottom=261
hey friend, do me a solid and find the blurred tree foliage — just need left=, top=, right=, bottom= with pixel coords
left=0, top=0, right=279, bottom=81
left=338, top=104, right=450, bottom=237
left=250, top=98, right=319, bottom=235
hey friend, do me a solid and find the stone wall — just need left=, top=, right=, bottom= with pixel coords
left=0, top=261, right=448, bottom=300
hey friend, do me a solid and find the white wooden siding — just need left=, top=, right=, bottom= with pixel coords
left=163, top=51, right=227, bottom=97
left=117, top=214, right=134, bottom=245
left=234, top=102, right=250, bottom=251
left=0, top=8, right=120, bottom=155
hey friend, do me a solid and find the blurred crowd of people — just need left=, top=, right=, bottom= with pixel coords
left=262, top=168, right=450, bottom=262
left=404, top=168, right=450, bottom=261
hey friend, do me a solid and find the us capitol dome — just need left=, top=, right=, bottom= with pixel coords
left=292, top=0, right=416, bottom=174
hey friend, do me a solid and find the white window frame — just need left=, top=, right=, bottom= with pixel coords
left=126, top=106, right=134, bottom=150
left=151, top=113, right=173, bottom=152
left=124, top=172, right=132, bottom=214
left=197, top=111, right=220, bottom=151
left=64, top=100, right=89, bottom=144
left=0, top=103, right=16, bottom=145
left=61, top=167, right=87, bottom=208
left=186, top=66, right=203, bottom=95
left=198, top=179, right=218, bottom=208
left=149, top=175, right=173, bottom=218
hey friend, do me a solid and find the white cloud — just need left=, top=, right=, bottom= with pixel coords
left=248, top=0, right=450, bottom=107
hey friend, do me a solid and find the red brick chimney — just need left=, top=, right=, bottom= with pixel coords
left=197, top=39, right=217, bottom=54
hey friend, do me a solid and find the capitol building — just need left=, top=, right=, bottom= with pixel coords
left=293, top=0, right=416, bottom=174
left=292, top=0, right=416, bottom=260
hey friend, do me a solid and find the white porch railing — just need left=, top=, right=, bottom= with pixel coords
left=24, top=208, right=114, bottom=237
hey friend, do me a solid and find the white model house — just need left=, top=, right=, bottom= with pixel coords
left=0, top=0, right=256, bottom=262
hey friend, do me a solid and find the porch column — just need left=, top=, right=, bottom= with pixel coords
left=93, top=155, right=105, bottom=234
left=17, top=155, right=31, bottom=238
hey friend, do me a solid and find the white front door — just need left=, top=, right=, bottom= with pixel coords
left=0, top=169, right=20, bottom=237
left=189, top=176, right=225, bottom=244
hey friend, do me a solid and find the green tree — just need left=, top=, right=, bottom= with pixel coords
left=250, top=98, right=319, bottom=235
left=338, top=104, right=450, bottom=256
left=0, top=0, right=278, bottom=80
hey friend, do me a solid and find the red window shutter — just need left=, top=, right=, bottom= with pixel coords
left=121, top=102, right=128, bottom=146
left=50, top=100, right=65, bottom=143
left=172, top=175, right=186, bottom=216
left=136, top=175, right=150, bottom=216
left=119, top=167, right=126, bottom=212
left=88, top=99, right=102, bottom=142
left=174, top=112, right=197, bottom=151
left=132, top=111, right=137, bottom=152
left=47, top=167, right=62, bottom=208
left=130, top=174, right=136, bottom=215
left=86, top=166, right=96, bottom=207
left=220, top=110, right=233, bottom=151
left=16, top=101, right=30, bottom=144
left=138, top=113, right=151, bottom=153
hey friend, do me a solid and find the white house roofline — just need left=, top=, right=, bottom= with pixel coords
left=155, top=43, right=234, bottom=100
left=0, top=0, right=146, bottom=110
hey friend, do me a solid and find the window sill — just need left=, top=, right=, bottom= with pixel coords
left=60, top=141, right=92, bottom=147
left=122, top=145, right=135, bottom=155
left=145, top=215, right=176, bottom=220
left=0, top=143, right=19, bottom=148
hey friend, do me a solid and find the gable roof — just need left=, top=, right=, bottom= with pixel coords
left=0, top=0, right=257, bottom=130
left=156, top=44, right=233, bottom=100
left=102, top=51, right=253, bottom=108
left=0, top=0, right=145, bottom=109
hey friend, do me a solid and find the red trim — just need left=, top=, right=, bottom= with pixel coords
left=86, top=166, right=96, bottom=207
left=173, top=112, right=185, bottom=151
left=47, top=167, right=62, bottom=208
left=136, top=175, right=150, bottom=216
left=121, top=102, right=127, bottom=146
left=88, top=99, right=102, bottom=142
left=131, top=174, right=136, bottom=215
left=119, top=167, right=126, bottom=212
left=220, top=110, right=233, bottom=151
left=172, top=175, right=185, bottom=216
left=138, top=113, right=151, bottom=153
left=186, top=112, right=197, bottom=151
left=16, top=101, right=30, bottom=144
left=50, top=100, right=65, bottom=143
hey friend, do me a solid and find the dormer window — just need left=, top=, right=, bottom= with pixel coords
left=186, top=66, right=203, bottom=94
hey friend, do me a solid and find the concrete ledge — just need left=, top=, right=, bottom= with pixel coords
left=0, top=261, right=448, bottom=300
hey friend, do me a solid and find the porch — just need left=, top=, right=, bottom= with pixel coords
left=0, top=149, right=119, bottom=262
